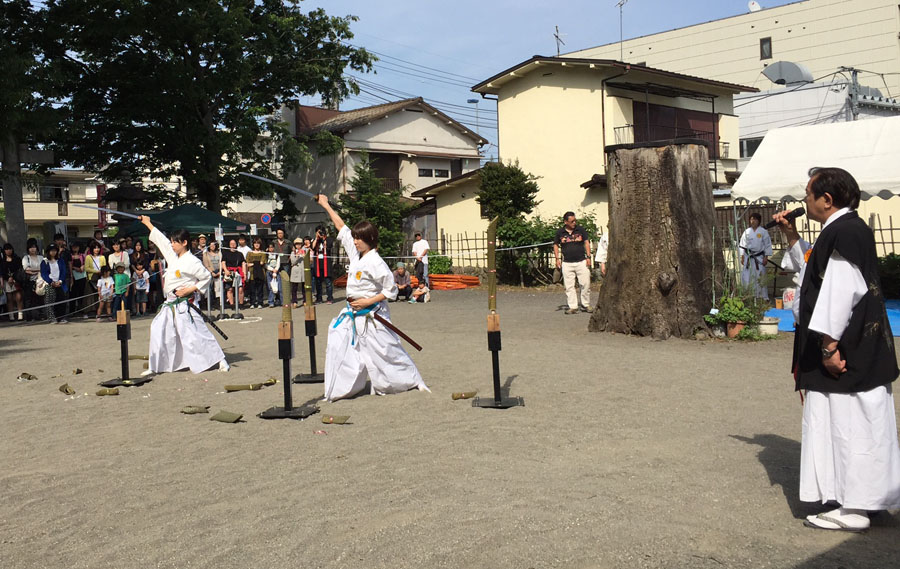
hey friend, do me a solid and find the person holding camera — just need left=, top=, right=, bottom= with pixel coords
left=311, top=225, right=335, bottom=304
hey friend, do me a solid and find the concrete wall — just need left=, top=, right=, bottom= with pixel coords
left=569, top=0, right=900, bottom=96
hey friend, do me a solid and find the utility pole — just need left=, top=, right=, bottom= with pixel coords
left=842, top=66, right=860, bottom=121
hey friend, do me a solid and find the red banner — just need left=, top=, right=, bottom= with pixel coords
left=97, top=184, right=107, bottom=229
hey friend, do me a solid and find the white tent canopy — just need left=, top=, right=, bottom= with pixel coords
left=732, top=115, right=900, bottom=202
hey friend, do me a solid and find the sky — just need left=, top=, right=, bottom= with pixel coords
left=305, top=0, right=800, bottom=157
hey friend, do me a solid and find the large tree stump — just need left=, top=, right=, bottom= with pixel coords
left=589, top=141, right=723, bottom=339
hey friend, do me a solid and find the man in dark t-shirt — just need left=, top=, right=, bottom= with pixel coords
left=553, top=211, right=592, bottom=314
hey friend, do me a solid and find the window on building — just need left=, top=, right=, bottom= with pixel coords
left=418, top=168, right=433, bottom=177
left=39, top=185, right=68, bottom=202
left=479, top=197, right=490, bottom=219
left=740, top=137, right=764, bottom=158
left=759, top=37, right=772, bottom=60
left=434, top=169, right=449, bottom=178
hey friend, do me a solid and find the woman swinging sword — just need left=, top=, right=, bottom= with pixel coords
left=138, top=215, right=230, bottom=376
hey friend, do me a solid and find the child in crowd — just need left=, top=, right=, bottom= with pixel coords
left=410, top=280, right=430, bottom=303
left=97, top=265, right=114, bottom=321
left=112, top=263, right=130, bottom=314
left=133, top=261, right=150, bottom=316
left=266, top=242, right=281, bottom=307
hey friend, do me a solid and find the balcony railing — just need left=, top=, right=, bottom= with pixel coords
left=381, top=177, right=402, bottom=191
left=612, top=124, right=721, bottom=159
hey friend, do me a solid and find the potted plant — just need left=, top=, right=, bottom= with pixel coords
left=707, top=296, right=758, bottom=338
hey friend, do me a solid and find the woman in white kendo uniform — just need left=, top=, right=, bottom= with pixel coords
left=138, top=215, right=229, bottom=376
left=315, top=194, right=428, bottom=401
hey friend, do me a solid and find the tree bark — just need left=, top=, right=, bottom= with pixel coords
left=589, top=142, right=723, bottom=340
left=1, top=134, right=27, bottom=254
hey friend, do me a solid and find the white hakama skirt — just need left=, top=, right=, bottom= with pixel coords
left=800, top=384, right=900, bottom=510
left=324, top=303, right=427, bottom=402
left=148, top=298, right=225, bottom=374
left=741, top=259, right=768, bottom=300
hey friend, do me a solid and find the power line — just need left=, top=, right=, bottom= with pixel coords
left=372, top=61, right=474, bottom=89
left=352, top=76, right=497, bottom=115
left=361, top=48, right=482, bottom=83
left=346, top=33, right=495, bottom=74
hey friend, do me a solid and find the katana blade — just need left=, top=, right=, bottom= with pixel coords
left=239, top=172, right=317, bottom=200
left=71, top=203, right=141, bottom=220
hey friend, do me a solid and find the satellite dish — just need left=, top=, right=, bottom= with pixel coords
left=748, top=1, right=762, bottom=12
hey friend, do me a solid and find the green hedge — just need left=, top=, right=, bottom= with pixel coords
left=429, top=255, right=451, bottom=275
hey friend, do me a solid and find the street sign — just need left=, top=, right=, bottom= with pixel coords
left=250, top=223, right=258, bottom=236
left=260, top=213, right=272, bottom=225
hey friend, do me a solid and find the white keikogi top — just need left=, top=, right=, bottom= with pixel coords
left=338, top=226, right=398, bottom=302
left=149, top=227, right=211, bottom=296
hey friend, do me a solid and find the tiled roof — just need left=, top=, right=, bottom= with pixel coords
left=297, top=98, right=488, bottom=146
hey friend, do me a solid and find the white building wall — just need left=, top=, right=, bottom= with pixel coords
left=344, top=108, right=482, bottom=158
left=569, top=0, right=900, bottom=96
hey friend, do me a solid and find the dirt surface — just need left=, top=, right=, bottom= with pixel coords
left=1, top=288, right=898, bottom=569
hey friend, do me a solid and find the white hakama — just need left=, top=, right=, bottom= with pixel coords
left=323, top=226, right=428, bottom=402
left=801, top=386, right=900, bottom=510
left=147, top=227, right=226, bottom=374
left=739, top=225, right=772, bottom=300
left=783, top=208, right=900, bottom=509
left=149, top=295, right=225, bottom=373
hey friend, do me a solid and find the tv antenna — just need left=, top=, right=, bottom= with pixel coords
left=554, top=25, right=567, bottom=56
left=616, top=0, right=630, bottom=62
left=748, top=1, right=762, bottom=12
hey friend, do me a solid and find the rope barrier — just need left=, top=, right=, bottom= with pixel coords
left=0, top=268, right=163, bottom=319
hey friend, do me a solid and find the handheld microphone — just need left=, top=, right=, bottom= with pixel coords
left=763, top=207, right=805, bottom=230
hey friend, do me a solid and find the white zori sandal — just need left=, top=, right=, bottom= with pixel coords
left=803, top=508, right=870, bottom=532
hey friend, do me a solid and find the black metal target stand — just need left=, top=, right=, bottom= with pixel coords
left=259, top=307, right=319, bottom=420
left=472, top=313, right=523, bottom=409
left=100, top=299, right=152, bottom=388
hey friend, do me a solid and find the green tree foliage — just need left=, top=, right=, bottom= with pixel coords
left=338, top=157, right=413, bottom=257
left=46, top=0, right=374, bottom=212
left=476, top=160, right=540, bottom=221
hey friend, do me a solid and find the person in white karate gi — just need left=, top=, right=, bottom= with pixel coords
left=138, top=216, right=229, bottom=376
left=774, top=167, right=900, bottom=532
left=739, top=212, right=772, bottom=300
left=315, top=194, right=429, bottom=401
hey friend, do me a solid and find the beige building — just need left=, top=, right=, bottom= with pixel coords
left=568, top=0, right=900, bottom=97
left=4, top=169, right=184, bottom=245
left=411, top=169, right=487, bottom=240
left=471, top=57, right=753, bottom=229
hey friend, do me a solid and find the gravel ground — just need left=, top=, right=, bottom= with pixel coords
left=1, top=287, right=898, bottom=569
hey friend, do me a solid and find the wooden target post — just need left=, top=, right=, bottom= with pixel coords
left=294, top=251, right=324, bottom=383
left=473, top=217, right=524, bottom=409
